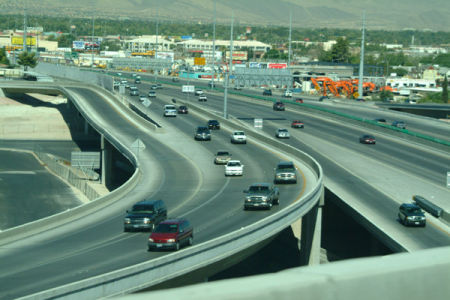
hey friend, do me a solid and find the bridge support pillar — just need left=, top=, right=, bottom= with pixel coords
left=0, top=88, right=5, bottom=97
left=101, top=135, right=113, bottom=188
left=299, top=186, right=324, bottom=266
left=84, top=119, right=89, bottom=135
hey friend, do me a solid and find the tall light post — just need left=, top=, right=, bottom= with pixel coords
left=357, top=11, right=366, bottom=99
left=23, top=9, right=27, bottom=53
left=288, top=11, right=292, bottom=89
left=211, top=0, right=216, bottom=90
left=91, top=15, right=95, bottom=67
left=223, top=12, right=234, bottom=119
left=154, top=9, right=159, bottom=83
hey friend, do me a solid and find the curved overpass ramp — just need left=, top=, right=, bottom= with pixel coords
left=0, top=81, right=323, bottom=299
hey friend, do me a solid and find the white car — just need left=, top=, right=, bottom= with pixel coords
left=195, top=89, right=204, bottom=96
left=139, top=95, right=148, bottom=102
left=231, top=131, right=247, bottom=144
left=283, top=89, right=293, bottom=97
left=198, top=95, right=207, bottom=101
left=275, top=128, right=290, bottom=138
left=163, top=104, right=177, bottom=117
left=225, top=160, right=244, bottom=176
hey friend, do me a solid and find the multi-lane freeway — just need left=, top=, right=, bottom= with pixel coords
left=0, top=75, right=448, bottom=299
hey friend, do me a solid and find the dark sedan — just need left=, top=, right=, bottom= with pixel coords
left=207, top=120, right=220, bottom=130
left=263, top=89, right=272, bottom=96
left=273, top=102, right=285, bottom=111
left=178, top=105, right=188, bottom=114
left=359, top=134, right=376, bottom=144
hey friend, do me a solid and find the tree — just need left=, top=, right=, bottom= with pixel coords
left=17, top=51, right=38, bottom=71
left=330, top=37, right=350, bottom=63
left=0, top=48, right=10, bottom=66
left=442, top=75, right=448, bottom=104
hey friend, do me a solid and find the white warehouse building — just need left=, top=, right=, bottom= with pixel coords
left=124, top=35, right=174, bottom=52
left=178, top=39, right=271, bottom=53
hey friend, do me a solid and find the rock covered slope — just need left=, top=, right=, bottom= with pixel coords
left=0, top=0, right=449, bottom=31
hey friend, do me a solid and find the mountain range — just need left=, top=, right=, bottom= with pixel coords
left=0, top=0, right=449, bottom=31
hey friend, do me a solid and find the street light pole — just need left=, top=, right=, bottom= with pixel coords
left=211, top=0, right=216, bottom=90
left=357, top=11, right=366, bottom=99
left=91, top=15, right=95, bottom=67
left=224, top=12, right=233, bottom=119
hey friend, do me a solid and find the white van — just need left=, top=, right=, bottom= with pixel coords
left=164, top=105, right=177, bottom=117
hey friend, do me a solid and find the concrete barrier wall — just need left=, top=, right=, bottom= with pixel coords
left=34, top=63, right=113, bottom=91
left=118, top=246, right=450, bottom=300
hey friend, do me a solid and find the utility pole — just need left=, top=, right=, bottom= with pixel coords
left=288, top=11, right=292, bottom=89
left=357, top=11, right=365, bottom=99
left=223, top=12, right=233, bottom=119
left=91, top=15, right=95, bottom=67
left=211, top=0, right=216, bottom=90
left=23, top=9, right=27, bottom=52
left=154, top=9, right=159, bottom=83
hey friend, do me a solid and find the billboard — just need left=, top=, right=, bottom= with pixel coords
left=194, top=57, right=206, bottom=66
left=11, top=36, right=36, bottom=46
left=72, top=41, right=86, bottom=50
left=268, top=63, right=287, bottom=69
left=226, top=51, right=248, bottom=61
left=181, top=35, right=193, bottom=40
left=249, top=62, right=261, bottom=68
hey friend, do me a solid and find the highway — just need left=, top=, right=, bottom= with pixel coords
left=0, top=84, right=311, bottom=299
left=146, top=80, right=450, bottom=250
left=0, top=76, right=448, bottom=298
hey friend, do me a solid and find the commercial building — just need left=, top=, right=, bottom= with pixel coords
left=123, top=35, right=174, bottom=53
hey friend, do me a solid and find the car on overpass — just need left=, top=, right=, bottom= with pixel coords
left=198, top=95, right=207, bottom=101
left=398, top=203, right=426, bottom=227
left=195, top=89, right=204, bottom=96
left=243, top=183, right=279, bottom=210
left=225, top=160, right=244, bottom=176
left=178, top=105, right=188, bottom=114
left=214, top=151, right=232, bottom=165
left=124, top=200, right=167, bottom=232
left=163, top=105, right=177, bottom=117
left=392, top=120, right=407, bottom=129
left=273, top=101, right=285, bottom=111
left=207, top=120, right=220, bottom=130
left=194, top=126, right=211, bottom=141
left=291, top=120, right=304, bottom=128
left=231, top=131, right=247, bottom=144
left=275, top=128, right=290, bottom=139
left=274, top=161, right=297, bottom=184
left=263, top=89, right=272, bottom=96
left=148, top=218, right=193, bottom=251
left=359, top=134, right=376, bottom=144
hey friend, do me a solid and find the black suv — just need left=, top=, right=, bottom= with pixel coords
left=263, top=89, right=272, bottom=96
left=194, top=126, right=211, bottom=141
left=398, top=203, right=426, bottom=227
left=124, top=200, right=167, bottom=232
left=207, top=120, right=220, bottom=130
left=273, top=101, right=285, bottom=111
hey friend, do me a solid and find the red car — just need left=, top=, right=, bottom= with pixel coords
left=295, top=98, right=304, bottom=103
left=291, top=120, right=304, bottom=128
left=148, top=218, right=193, bottom=251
